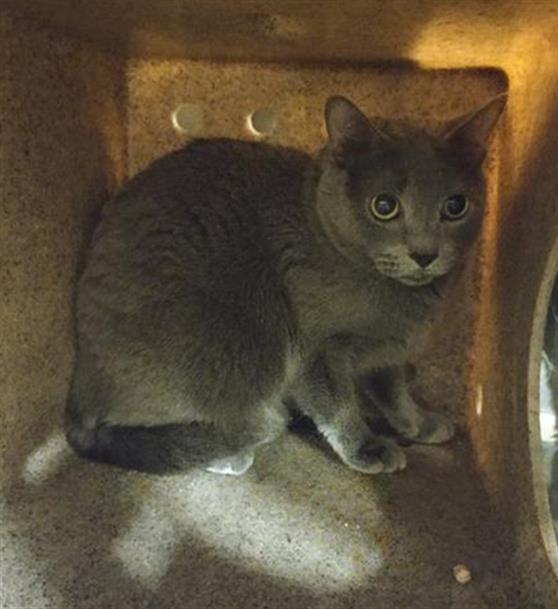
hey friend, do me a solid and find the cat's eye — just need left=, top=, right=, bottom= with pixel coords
left=369, top=194, right=400, bottom=221
left=442, top=195, right=469, bottom=220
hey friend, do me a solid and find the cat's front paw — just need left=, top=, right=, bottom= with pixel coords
left=405, top=411, right=455, bottom=445
left=340, top=436, right=407, bottom=474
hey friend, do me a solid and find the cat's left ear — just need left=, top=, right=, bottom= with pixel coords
left=443, top=93, right=508, bottom=167
left=325, top=96, right=389, bottom=163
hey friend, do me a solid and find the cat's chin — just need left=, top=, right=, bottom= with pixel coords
left=373, top=265, right=436, bottom=287
left=375, top=268, right=437, bottom=287
left=395, top=275, right=436, bottom=287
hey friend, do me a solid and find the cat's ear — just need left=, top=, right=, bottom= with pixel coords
left=325, top=96, right=388, bottom=162
left=443, top=93, right=507, bottom=167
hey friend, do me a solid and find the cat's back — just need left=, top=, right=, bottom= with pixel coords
left=78, top=139, right=310, bottom=353
left=107, top=138, right=309, bottom=226
left=74, top=139, right=310, bottom=424
left=84, top=138, right=311, bottom=284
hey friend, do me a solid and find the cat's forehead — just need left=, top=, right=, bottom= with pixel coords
left=352, top=134, right=466, bottom=193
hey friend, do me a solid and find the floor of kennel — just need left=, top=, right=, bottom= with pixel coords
left=1, top=2, right=558, bottom=609
left=3, top=431, right=513, bottom=609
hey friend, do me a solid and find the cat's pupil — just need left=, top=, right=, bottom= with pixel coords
left=372, top=194, right=399, bottom=219
left=378, top=198, right=395, bottom=214
left=444, top=194, right=468, bottom=219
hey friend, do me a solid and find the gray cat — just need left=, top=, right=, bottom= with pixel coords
left=66, top=95, right=506, bottom=476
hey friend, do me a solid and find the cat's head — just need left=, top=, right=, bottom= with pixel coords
left=315, top=94, right=507, bottom=286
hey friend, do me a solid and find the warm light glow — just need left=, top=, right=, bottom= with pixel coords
left=475, top=384, right=484, bottom=418
left=171, top=103, right=204, bottom=135
left=246, top=107, right=278, bottom=137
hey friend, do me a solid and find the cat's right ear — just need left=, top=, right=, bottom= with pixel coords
left=325, top=97, right=387, bottom=164
left=443, top=93, right=508, bottom=167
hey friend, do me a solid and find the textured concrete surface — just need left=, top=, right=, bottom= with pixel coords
left=1, top=2, right=558, bottom=608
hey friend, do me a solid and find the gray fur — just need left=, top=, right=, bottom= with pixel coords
left=66, top=95, right=506, bottom=475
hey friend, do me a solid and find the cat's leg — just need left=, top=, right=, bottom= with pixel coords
left=290, top=342, right=406, bottom=474
left=362, top=366, right=454, bottom=444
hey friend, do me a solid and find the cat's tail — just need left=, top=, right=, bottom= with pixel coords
left=65, top=411, right=241, bottom=475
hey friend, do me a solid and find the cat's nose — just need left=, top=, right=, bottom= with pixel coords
left=410, top=251, right=438, bottom=268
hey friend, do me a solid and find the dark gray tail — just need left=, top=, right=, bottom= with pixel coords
left=65, top=414, right=240, bottom=475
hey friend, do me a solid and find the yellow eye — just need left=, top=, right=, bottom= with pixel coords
left=370, top=194, right=400, bottom=221
left=442, top=195, right=469, bottom=220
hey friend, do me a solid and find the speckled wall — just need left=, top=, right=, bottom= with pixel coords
left=0, top=9, right=126, bottom=498
left=126, top=60, right=503, bottom=173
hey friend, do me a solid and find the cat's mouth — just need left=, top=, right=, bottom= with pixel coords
left=372, top=256, right=450, bottom=287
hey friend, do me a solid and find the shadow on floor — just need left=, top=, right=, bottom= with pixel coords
left=1, top=406, right=514, bottom=609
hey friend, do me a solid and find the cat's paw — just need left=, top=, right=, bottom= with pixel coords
left=342, top=437, right=407, bottom=474
left=405, top=411, right=455, bottom=445
left=206, top=451, right=255, bottom=476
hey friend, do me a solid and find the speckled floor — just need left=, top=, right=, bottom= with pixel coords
left=1, top=422, right=514, bottom=609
